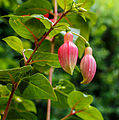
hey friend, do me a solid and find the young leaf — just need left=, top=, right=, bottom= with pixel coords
left=9, top=15, right=45, bottom=40
left=68, top=91, right=93, bottom=110
left=76, top=106, right=104, bottom=120
left=56, top=80, right=75, bottom=94
left=57, top=0, right=73, bottom=11
left=32, top=52, right=61, bottom=68
left=14, top=0, right=52, bottom=15
left=83, top=11, right=97, bottom=25
left=49, top=23, right=69, bottom=38
left=0, top=84, right=10, bottom=97
left=0, top=65, right=32, bottom=83
left=16, top=73, right=57, bottom=100
left=2, top=36, right=24, bottom=54
left=75, top=0, right=95, bottom=10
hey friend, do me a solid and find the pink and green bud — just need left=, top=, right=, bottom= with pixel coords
left=80, top=47, right=96, bottom=84
left=64, top=32, right=73, bottom=43
left=58, top=32, right=78, bottom=75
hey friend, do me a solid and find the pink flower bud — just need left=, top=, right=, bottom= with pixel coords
left=58, top=32, right=78, bottom=75
left=80, top=47, right=96, bottom=84
left=64, top=32, right=73, bottom=43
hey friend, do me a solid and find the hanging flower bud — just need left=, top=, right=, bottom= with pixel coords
left=58, top=32, right=78, bottom=75
left=80, top=47, right=96, bottom=84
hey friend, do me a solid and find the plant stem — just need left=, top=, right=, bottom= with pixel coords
left=26, top=10, right=69, bottom=64
left=61, top=113, right=72, bottom=120
left=2, top=3, right=70, bottom=120
left=2, top=83, right=18, bottom=120
left=71, top=32, right=90, bottom=46
left=46, top=1, right=58, bottom=119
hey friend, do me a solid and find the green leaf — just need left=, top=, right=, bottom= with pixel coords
left=56, top=80, right=75, bottom=94
left=37, top=40, right=51, bottom=52
left=52, top=89, right=69, bottom=108
left=83, top=11, right=97, bottom=25
left=24, top=49, right=33, bottom=59
left=7, top=109, right=37, bottom=120
left=15, top=97, right=37, bottom=113
left=16, top=73, right=57, bottom=100
left=33, top=64, right=51, bottom=73
left=0, top=84, right=10, bottom=97
left=52, top=80, right=75, bottom=108
left=68, top=91, right=93, bottom=110
left=60, top=13, right=89, bottom=40
left=31, top=14, right=52, bottom=29
left=49, top=22, right=70, bottom=38
left=32, top=52, right=61, bottom=68
left=14, top=0, right=52, bottom=15
left=0, top=65, right=32, bottom=83
left=2, top=36, right=24, bottom=54
left=75, top=0, right=95, bottom=10
left=76, top=106, right=104, bottom=120
left=9, top=15, right=45, bottom=40
left=75, top=37, right=85, bottom=58
left=57, top=0, right=73, bottom=11
left=0, top=97, right=9, bottom=110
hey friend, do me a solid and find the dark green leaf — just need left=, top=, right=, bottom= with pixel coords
left=76, top=106, right=104, bottom=120
left=0, top=65, right=32, bottom=83
left=2, top=36, right=24, bottom=54
left=0, top=97, right=9, bottom=110
left=15, top=97, right=37, bottom=113
left=57, top=0, right=73, bottom=11
left=68, top=91, right=93, bottom=110
left=33, top=64, right=51, bottom=73
left=7, top=109, right=37, bottom=120
left=9, top=15, right=45, bottom=40
left=52, top=89, right=69, bottom=108
left=52, top=80, right=75, bottom=108
left=15, top=0, right=52, bottom=15
left=37, top=40, right=51, bottom=52
left=31, top=14, right=52, bottom=29
left=16, top=73, right=57, bottom=100
left=32, top=52, right=61, bottom=68
left=75, top=37, right=85, bottom=58
left=49, top=22, right=69, bottom=38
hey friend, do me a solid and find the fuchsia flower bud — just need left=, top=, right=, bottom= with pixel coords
left=58, top=32, right=78, bottom=75
left=80, top=47, right=96, bottom=84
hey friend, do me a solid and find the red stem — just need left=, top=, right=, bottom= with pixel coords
left=2, top=4, right=70, bottom=120
left=2, top=83, right=18, bottom=120
left=46, top=1, right=58, bottom=120
left=26, top=10, right=69, bottom=64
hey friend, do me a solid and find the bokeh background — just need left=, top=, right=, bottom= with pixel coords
left=0, top=0, right=119, bottom=120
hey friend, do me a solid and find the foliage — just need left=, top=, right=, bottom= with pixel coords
left=1, top=0, right=118, bottom=120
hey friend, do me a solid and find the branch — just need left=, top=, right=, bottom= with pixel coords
left=26, top=10, right=70, bottom=64
left=2, top=83, right=18, bottom=120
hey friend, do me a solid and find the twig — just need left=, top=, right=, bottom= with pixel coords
left=2, top=83, right=18, bottom=120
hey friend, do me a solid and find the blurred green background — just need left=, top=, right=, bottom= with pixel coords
left=0, top=0, right=119, bottom=120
